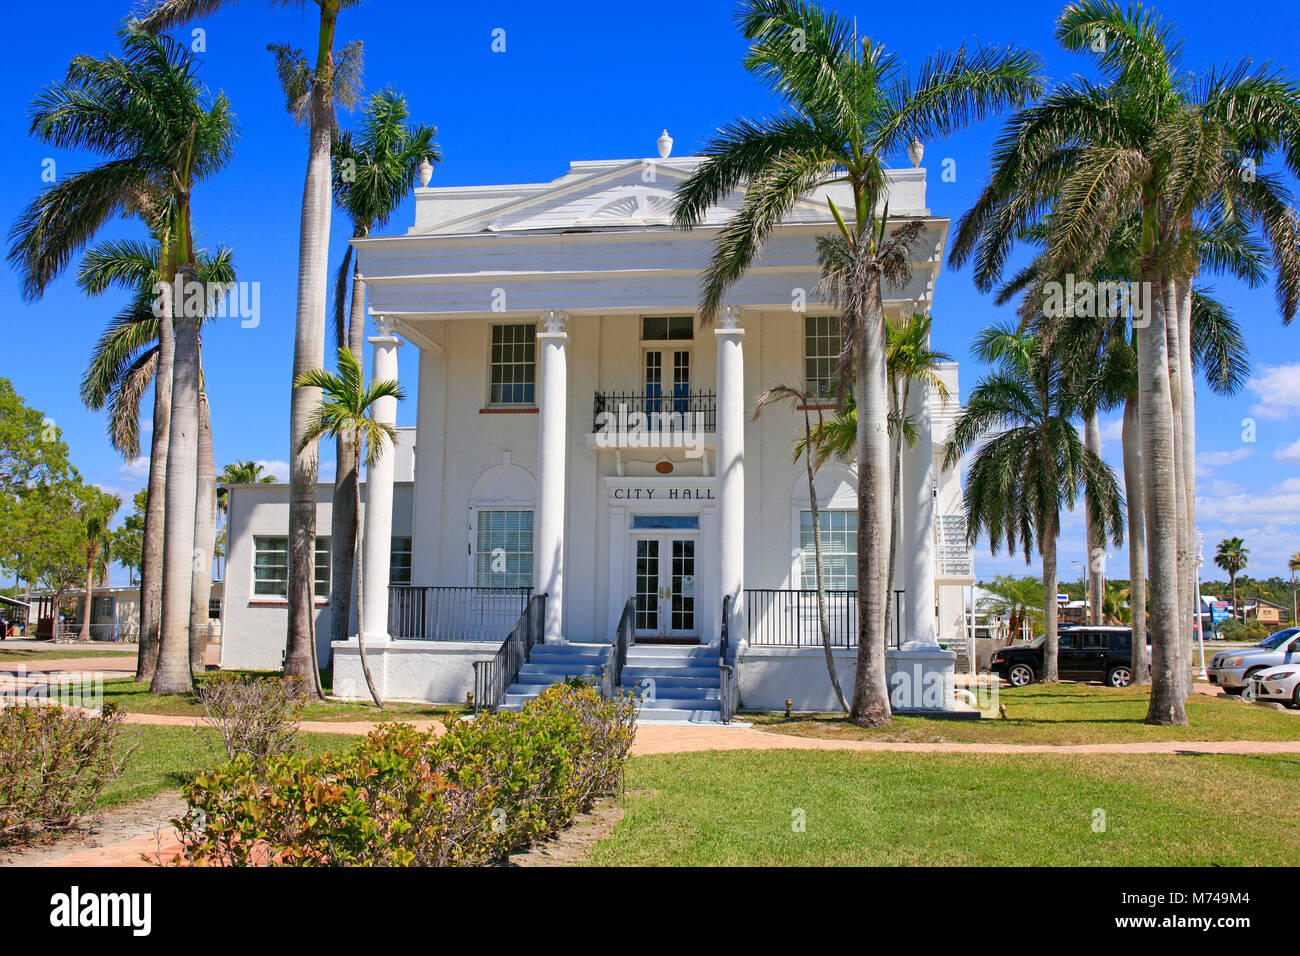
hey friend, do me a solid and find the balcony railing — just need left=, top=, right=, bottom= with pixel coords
left=592, top=390, right=717, bottom=434
left=387, top=585, right=532, bottom=641
left=744, top=588, right=904, bottom=650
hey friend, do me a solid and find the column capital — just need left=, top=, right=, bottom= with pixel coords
left=369, top=314, right=403, bottom=345
left=538, top=310, right=569, bottom=336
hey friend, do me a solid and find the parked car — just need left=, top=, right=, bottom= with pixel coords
left=989, top=626, right=1135, bottom=687
left=1207, top=626, right=1300, bottom=693
left=1244, top=664, right=1300, bottom=708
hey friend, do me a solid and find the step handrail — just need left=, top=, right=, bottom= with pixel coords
left=472, top=592, right=547, bottom=714
left=719, top=594, right=738, bottom=723
left=602, top=596, right=636, bottom=700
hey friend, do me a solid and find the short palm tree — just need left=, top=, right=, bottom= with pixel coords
left=945, top=325, right=1124, bottom=680
left=949, top=1, right=1300, bottom=723
left=1214, top=537, right=1249, bottom=621
left=217, top=460, right=278, bottom=514
left=327, top=88, right=437, bottom=649
left=753, top=383, right=848, bottom=712
left=976, top=575, right=1045, bottom=640
left=673, top=0, right=1041, bottom=725
left=77, top=491, right=122, bottom=643
left=137, top=0, right=368, bottom=693
left=9, top=29, right=236, bottom=694
left=294, top=347, right=405, bottom=709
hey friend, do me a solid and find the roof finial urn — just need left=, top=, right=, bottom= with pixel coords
left=657, top=129, right=673, bottom=159
left=418, top=156, right=434, bottom=187
left=907, top=137, right=924, bottom=168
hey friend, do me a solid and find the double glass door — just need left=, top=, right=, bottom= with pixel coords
left=633, top=536, right=698, bottom=639
left=644, top=348, right=691, bottom=415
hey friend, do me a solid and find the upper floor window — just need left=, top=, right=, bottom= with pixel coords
left=489, top=323, right=536, bottom=405
left=642, top=316, right=694, bottom=341
left=253, top=536, right=330, bottom=599
left=804, top=315, right=844, bottom=399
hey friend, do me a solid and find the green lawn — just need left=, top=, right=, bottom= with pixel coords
left=591, top=749, right=1300, bottom=866
left=747, top=683, right=1300, bottom=744
left=103, top=724, right=355, bottom=809
left=0, top=647, right=137, bottom=664
left=96, top=672, right=462, bottom=723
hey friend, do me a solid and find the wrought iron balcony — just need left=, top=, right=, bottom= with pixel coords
left=592, top=390, right=717, bottom=434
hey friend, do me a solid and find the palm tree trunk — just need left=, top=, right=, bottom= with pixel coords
left=329, top=254, right=366, bottom=647
left=1122, top=395, right=1148, bottom=684
left=188, top=389, right=216, bottom=674
left=1177, top=282, right=1197, bottom=691
left=153, top=299, right=200, bottom=696
left=285, top=10, right=341, bottom=684
left=1140, top=265, right=1187, bottom=725
left=849, top=272, right=892, bottom=727
left=884, top=379, right=908, bottom=648
left=137, top=299, right=173, bottom=680
left=354, top=447, right=382, bottom=709
left=1164, top=278, right=1191, bottom=700
left=1084, top=409, right=1104, bottom=625
left=79, top=550, right=95, bottom=643
left=805, top=409, right=848, bottom=713
left=1042, top=511, right=1060, bottom=681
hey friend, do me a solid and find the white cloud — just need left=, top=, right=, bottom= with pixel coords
left=1098, top=416, right=1124, bottom=446
left=1275, top=437, right=1300, bottom=464
left=255, top=459, right=291, bottom=482
left=1196, top=447, right=1253, bottom=472
left=118, top=458, right=150, bottom=481
left=1248, top=363, right=1300, bottom=420
left=1204, top=479, right=1245, bottom=497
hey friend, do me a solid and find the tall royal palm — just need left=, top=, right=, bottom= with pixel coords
left=945, top=325, right=1124, bottom=680
left=1214, top=537, right=1249, bottom=622
left=295, top=347, right=405, bottom=708
left=138, top=0, right=368, bottom=687
left=673, top=0, right=1041, bottom=725
left=949, top=1, right=1300, bottom=722
left=326, top=88, right=437, bottom=649
left=9, top=30, right=236, bottom=694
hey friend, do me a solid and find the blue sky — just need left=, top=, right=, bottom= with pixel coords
left=2, top=0, right=1297, bottom=587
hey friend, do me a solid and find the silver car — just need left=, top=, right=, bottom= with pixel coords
left=1207, top=626, right=1300, bottom=692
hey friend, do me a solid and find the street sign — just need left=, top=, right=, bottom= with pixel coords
left=1057, top=593, right=1069, bottom=603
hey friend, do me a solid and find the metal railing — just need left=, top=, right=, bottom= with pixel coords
left=719, top=594, right=738, bottom=723
left=601, top=596, right=636, bottom=699
left=388, top=585, right=532, bottom=641
left=745, top=588, right=860, bottom=647
left=472, top=592, right=547, bottom=714
left=592, top=390, right=717, bottom=432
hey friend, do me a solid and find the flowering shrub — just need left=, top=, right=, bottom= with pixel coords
left=174, top=683, right=637, bottom=866
left=0, top=703, right=130, bottom=845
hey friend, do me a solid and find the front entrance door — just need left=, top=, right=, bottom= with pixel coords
left=633, top=536, right=698, bottom=640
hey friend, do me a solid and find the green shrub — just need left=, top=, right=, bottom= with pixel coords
left=1215, top=619, right=1270, bottom=642
left=174, top=683, right=637, bottom=866
left=0, top=704, right=130, bottom=845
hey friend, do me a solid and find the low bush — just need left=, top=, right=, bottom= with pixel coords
left=197, top=673, right=305, bottom=763
left=174, top=683, right=637, bottom=866
left=0, top=704, right=130, bottom=845
left=1215, top=620, right=1270, bottom=643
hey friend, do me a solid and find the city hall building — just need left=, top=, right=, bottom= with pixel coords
left=220, top=138, right=975, bottom=718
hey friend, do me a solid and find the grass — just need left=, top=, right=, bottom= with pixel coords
left=746, top=683, right=1300, bottom=744
left=590, top=749, right=1300, bottom=866
left=95, top=671, right=464, bottom=723
left=103, top=724, right=356, bottom=809
left=0, top=647, right=136, bottom=663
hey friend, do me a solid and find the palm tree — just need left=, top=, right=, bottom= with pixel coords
left=945, top=325, right=1124, bottom=681
left=327, top=88, right=436, bottom=650
left=1214, top=537, right=1249, bottom=621
left=294, top=347, right=405, bottom=709
left=9, top=30, right=236, bottom=694
left=976, top=575, right=1045, bottom=640
left=948, top=1, right=1300, bottom=723
left=136, top=0, right=367, bottom=688
left=673, top=0, right=1041, bottom=725
left=217, top=460, right=278, bottom=514
left=753, top=383, right=848, bottom=712
left=77, top=492, right=122, bottom=643
left=1289, top=552, right=1300, bottom=625
left=78, top=241, right=236, bottom=677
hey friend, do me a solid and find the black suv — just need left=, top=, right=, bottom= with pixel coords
left=989, top=626, right=1135, bottom=687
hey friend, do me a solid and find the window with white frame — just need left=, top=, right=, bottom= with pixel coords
left=474, top=510, right=533, bottom=588
left=208, top=597, right=221, bottom=620
left=390, top=536, right=412, bottom=585
left=489, top=323, right=536, bottom=405
left=253, top=536, right=330, bottom=598
left=799, top=509, right=857, bottom=590
left=804, top=315, right=844, bottom=398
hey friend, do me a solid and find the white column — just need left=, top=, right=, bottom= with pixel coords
left=360, top=316, right=403, bottom=643
left=716, top=306, right=745, bottom=642
left=902, top=375, right=938, bottom=647
left=535, top=311, right=568, bottom=643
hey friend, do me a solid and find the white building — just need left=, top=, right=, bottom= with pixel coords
left=220, top=142, right=975, bottom=717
